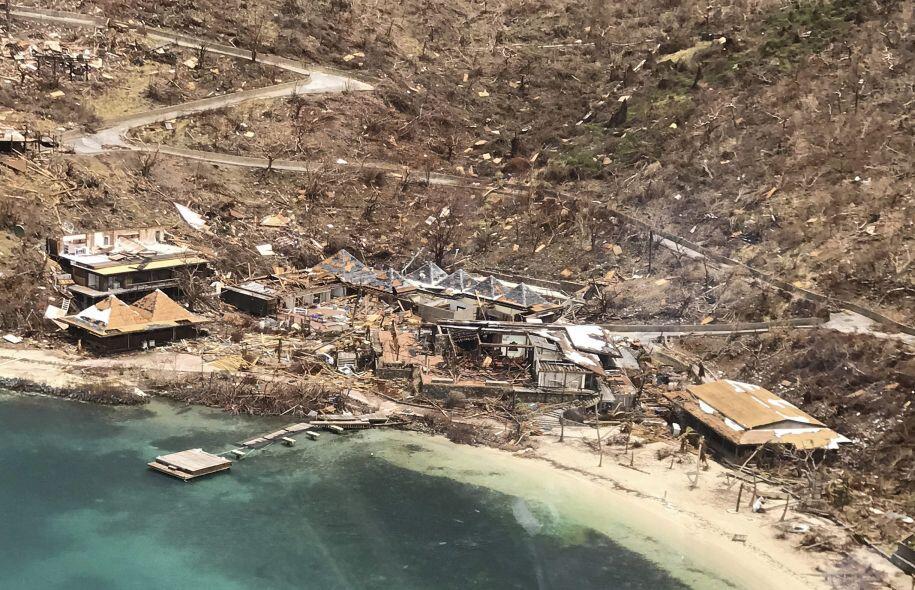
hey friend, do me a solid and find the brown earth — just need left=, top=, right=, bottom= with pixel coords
left=0, top=0, right=911, bottom=552
left=0, top=17, right=285, bottom=133
left=44, top=0, right=909, bottom=322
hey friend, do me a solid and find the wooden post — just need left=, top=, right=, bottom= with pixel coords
left=559, top=413, right=565, bottom=443
left=647, top=230, right=654, bottom=274
left=695, top=437, right=704, bottom=485
left=735, top=482, right=744, bottom=512
left=595, top=403, right=603, bottom=467
left=781, top=494, right=790, bottom=521
left=698, top=435, right=706, bottom=467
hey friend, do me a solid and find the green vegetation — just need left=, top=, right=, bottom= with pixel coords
left=705, top=0, right=863, bottom=84
left=545, top=147, right=602, bottom=181
left=760, top=0, right=861, bottom=63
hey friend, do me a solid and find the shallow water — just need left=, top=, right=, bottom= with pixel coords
left=0, top=393, right=736, bottom=589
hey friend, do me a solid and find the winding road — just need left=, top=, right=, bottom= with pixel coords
left=12, top=5, right=482, bottom=188
left=9, top=5, right=914, bottom=342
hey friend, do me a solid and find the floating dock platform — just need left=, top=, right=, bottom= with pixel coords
left=148, top=448, right=232, bottom=481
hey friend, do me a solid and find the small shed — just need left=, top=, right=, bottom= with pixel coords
left=663, top=380, right=850, bottom=456
left=891, top=534, right=915, bottom=575
left=221, top=280, right=279, bottom=316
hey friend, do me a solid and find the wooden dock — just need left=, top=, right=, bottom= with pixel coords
left=237, top=414, right=399, bottom=450
left=148, top=448, right=232, bottom=481
left=149, top=413, right=402, bottom=480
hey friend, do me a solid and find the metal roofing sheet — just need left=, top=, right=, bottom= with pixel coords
left=663, top=388, right=848, bottom=450
left=405, top=262, right=447, bottom=286
left=437, top=269, right=476, bottom=293
left=686, top=380, right=825, bottom=430
left=564, top=325, right=619, bottom=355
left=469, top=276, right=510, bottom=300
left=90, top=256, right=208, bottom=276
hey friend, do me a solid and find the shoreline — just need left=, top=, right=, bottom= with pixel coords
left=0, top=345, right=909, bottom=589
left=377, top=429, right=906, bottom=590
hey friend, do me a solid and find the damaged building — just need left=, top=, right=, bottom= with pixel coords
left=47, top=227, right=210, bottom=310
left=371, top=324, right=444, bottom=380
left=420, top=321, right=639, bottom=406
left=59, top=289, right=209, bottom=353
left=663, top=380, right=851, bottom=457
left=220, top=249, right=585, bottom=326
left=220, top=269, right=346, bottom=318
left=311, top=249, right=584, bottom=322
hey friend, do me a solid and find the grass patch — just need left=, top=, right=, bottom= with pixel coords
left=544, top=147, right=602, bottom=181
left=760, top=0, right=861, bottom=64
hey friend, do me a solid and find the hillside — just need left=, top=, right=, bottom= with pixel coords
left=0, top=0, right=912, bottom=556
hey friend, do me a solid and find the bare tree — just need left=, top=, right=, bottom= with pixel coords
left=174, top=265, right=211, bottom=312
left=362, top=190, right=380, bottom=221
left=243, top=5, right=269, bottom=62
left=196, top=42, right=209, bottom=69
left=136, top=149, right=160, bottom=178
left=426, top=210, right=461, bottom=266
left=287, top=89, right=307, bottom=121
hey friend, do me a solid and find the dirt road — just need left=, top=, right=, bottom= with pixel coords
left=9, top=5, right=913, bottom=342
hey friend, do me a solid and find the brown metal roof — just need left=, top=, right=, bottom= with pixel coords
left=663, top=381, right=850, bottom=450
left=686, top=380, right=825, bottom=429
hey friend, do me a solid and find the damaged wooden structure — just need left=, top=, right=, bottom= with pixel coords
left=47, top=227, right=209, bottom=310
left=398, top=264, right=583, bottom=323
left=149, top=413, right=400, bottom=480
left=220, top=269, right=346, bottom=318
left=59, top=289, right=209, bottom=353
left=663, top=380, right=851, bottom=457
left=372, top=325, right=444, bottom=380
left=222, top=250, right=587, bottom=324
left=148, top=448, right=231, bottom=481
left=420, top=321, right=640, bottom=405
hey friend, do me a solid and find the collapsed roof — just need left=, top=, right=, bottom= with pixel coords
left=469, top=276, right=510, bottom=300
left=313, top=250, right=568, bottom=311
left=315, top=249, right=366, bottom=277
left=500, top=283, right=550, bottom=307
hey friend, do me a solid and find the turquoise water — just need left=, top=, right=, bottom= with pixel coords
left=0, top=393, right=719, bottom=589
